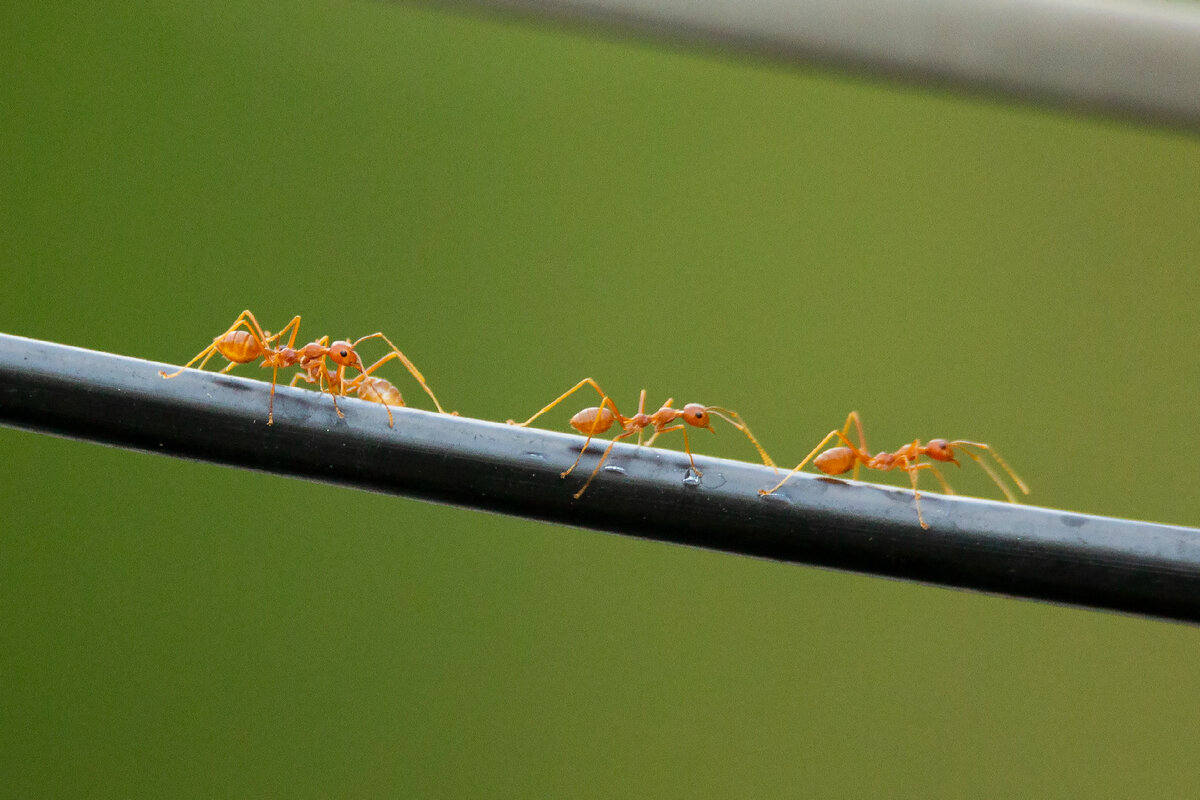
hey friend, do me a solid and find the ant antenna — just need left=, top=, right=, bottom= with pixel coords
left=704, top=406, right=777, bottom=470
left=947, top=441, right=1030, bottom=502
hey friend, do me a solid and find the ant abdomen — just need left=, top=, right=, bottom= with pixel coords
left=569, top=407, right=616, bottom=435
left=357, top=377, right=404, bottom=408
left=215, top=330, right=264, bottom=364
left=814, top=446, right=856, bottom=475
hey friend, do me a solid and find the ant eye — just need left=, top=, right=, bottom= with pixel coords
left=340, top=350, right=348, bottom=358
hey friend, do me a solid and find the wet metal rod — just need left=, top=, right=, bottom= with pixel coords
left=2, top=332, right=1199, bottom=623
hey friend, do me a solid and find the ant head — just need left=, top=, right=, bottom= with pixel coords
left=327, top=340, right=363, bottom=370
left=681, top=404, right=715, bottom=432
left=925, top=439, right=959, bottom=465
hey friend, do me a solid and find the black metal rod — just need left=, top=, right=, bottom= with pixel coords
left=437, top=0, right=1200, bottom=132
left=2, top=332, right=1199, bottom=623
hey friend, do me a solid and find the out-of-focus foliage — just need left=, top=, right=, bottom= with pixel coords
left=2, top=1, right=1198, bottom=796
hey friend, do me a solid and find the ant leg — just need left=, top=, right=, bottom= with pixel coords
left=679, top=424, right=700, bottom=477
left=266, top=354, right=301, bottom=425
left=681, top=425, right=697, bottom=476
left=353, top=332, right=450, bottom=414
left=272, top=315, right=302, bottom=349
left=160, top=310, right=275, bottom=379
left=758, top=429, right=847, bottom=495
left=347, top=355, right=407, bottom=428
left=311, top=360, right=345, bottom=419
left=160, top=343, right=220, bottom=378
left=344, top=374, right=401, bottom=427
left=378, top=389, right=397, bottom=428
left=350, top=380, right=397, bottom=428
left=267, top=363, right=279, bottom=425
left=841, top=412, right=866, bottom=481
left=573, top=429, right=641, bottom=499
left=898, top=456, right=931, bottom=530
left=705, top=407, right=777, bottom=469
left=330, top=364, right=346, bottom=418
left=230, top=310, right=273, bottom=346
left=253, top=315, right=301, bottom=427
left=562, top=395, right=624, bottom=478
left=643, top=398, right=674, bottom=447
left=508, top=378, right=618, bottom=427
left=636, top=389, right=648, bottom=447
left=648, top=423, right=703, bottom=477
left=332, top=351, right=417, bottom=422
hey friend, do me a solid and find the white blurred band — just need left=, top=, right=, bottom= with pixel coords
left=443, top=0, right=1200, bottom=130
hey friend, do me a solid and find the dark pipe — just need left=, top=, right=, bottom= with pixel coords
left=1, top=332, right=1198, bottom=623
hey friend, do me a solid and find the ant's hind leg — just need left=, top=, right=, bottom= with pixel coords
left=841, top=411, right=866, bottom=481
left=223, top=310, right=275, bottom=350
left=161, top=310, right=277, bottom=379
left=508, top=378, right=614, bottom=427
left=573, top=429, right=639, bottom=499
left=160, top=343, right=220, bottom=378
left=759, top=429, right=845, bottom=496
left=562, top=400, right=617, bottom=479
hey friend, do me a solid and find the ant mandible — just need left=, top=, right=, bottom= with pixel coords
left=759, top=411, right=1029, bottom=529
left=507, top=378, right=776, bottom=498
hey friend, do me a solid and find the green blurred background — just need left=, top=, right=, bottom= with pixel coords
left=3, top=1, right=1200, bottom=796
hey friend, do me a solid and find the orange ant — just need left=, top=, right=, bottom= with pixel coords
left=759, top=411, right=1029, bottom=529
left=288, top=337, right=451, bottom=427
left=507, top=378, right=776, bottom=498
left=159, top=310, right=445, bottom=425
left=160, top=310, right=328, bottom=424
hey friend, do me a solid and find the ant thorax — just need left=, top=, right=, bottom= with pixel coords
left=628, top=412, right=653, bottom=428
left=298, top=342, right=326, bottom=364
left=872, top=452, right=897, bottom=468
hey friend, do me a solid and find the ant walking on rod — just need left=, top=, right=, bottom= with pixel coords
left=160, top=310, right=448, bottom=425
left=508, top=378, right=776, bottom=498
left=160, top=310, right=312, bottom=424
left=759, top=411, right=1028, bottom=529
